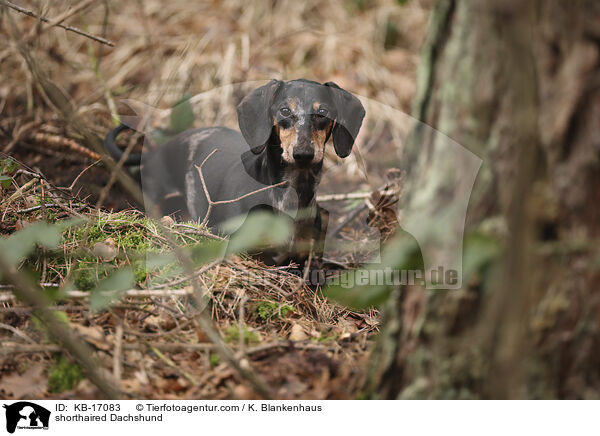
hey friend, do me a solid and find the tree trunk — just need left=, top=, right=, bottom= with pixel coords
left=368, top=0, right=600, bottom=399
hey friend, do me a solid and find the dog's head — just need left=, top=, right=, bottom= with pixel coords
left=237, top=79, right=365, bottom=167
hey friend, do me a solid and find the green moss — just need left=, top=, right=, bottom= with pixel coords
left=224, top=325, right=260, bottom=345
left=209, top=353, right=221, bottom=367
left=72, top=259, right=113, bottom=291
left=47, top=355, right=84, bottom=393
left=134, top=264, right=148, bottom=284
left=66, top=212, right=154, bottom=251
left=317, top=334, right=338, bottom=343
left=73, top=265, right=99, bottom=291
left=251, top=301, right=294, bottom=320
left=33, top=194, right=56, bottom=206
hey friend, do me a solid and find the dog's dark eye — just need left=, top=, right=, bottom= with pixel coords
left=280, top=107, right=291, bottom=117
left=317, top=108, right=328, bottom=117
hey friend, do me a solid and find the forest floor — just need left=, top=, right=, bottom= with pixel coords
left=0, top=0, right=430, bottom=399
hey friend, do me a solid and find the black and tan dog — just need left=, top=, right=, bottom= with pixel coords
left=105, top=79, right=365, bottom=265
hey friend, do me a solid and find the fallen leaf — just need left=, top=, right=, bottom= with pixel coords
left=0, top=365, right=47, bottom=398
left=160, top=216, right=175, bottom=226
left=71, top=323, right=110, bottom=350
left=93, top=238, right=117, bottom=262
left=142, top=311, right=176, bottom=332
left=289, top=323, right=308, bottom=341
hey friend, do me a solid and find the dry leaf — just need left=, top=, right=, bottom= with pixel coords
left=71, top=323, right=110, bottom=350
left=289, top=323, right=308, bottom=341
left=160, top=216, right=175, bottom=226
left=93, top=238, right=117, bottom=262
left=142, top=311, right=176, bottom=331
left=0, top=365, right=47, bottom=398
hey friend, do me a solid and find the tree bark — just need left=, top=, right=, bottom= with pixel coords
left=368, top=0, right=600, bottom=399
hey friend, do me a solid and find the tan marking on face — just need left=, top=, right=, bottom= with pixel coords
left=279, top=127, right=298, bottom=163
left=312, top=101, right=321, bottom=111
left=288, top=99, right=297, bottom=111
left=312, top=128, right=328, bottom=163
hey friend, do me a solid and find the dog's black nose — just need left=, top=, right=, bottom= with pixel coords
left=293, top=149, right=314, bottom=165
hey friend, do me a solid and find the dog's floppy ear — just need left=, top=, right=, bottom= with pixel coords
left=324, top=82, right=365, bottom=158
left=237, top=79, right=283, bottom=154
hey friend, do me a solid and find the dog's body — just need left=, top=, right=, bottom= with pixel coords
left=105, top=79, right=365, bottom=265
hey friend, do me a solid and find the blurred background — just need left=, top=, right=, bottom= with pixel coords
left=0, top=0, right=430, bottom=210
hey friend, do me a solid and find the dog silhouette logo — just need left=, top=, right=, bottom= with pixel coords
left=2, top=402, right=50, bottom=433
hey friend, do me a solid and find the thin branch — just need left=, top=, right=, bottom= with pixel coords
left=112, top=320, right=123, bottom=383
left=146, top=343, right=198, bottom=385
left=0, top=341, right=337, bottom=357
left=317, top=189, right=394, bottom=202
left=0, top=0, right=115, bottom=46
left=16, top=203, right=85, bottom=213
left=45, top=0, right=98, bottom=29
left=31, top=132, right=101, bottom=161
left=0, top=288, right=193, bottom=302
left=195, top=149, right=287, bottom=227
left=68, top=160, right=101, bottom=191
left=0, top=322, right=37, bottom=343
left=153, top=259, right=222, bottom=289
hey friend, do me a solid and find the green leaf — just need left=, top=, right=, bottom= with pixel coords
left=89, top=268, right=135, bottom=311
left=223, top=211, right=292, bottom=255
left=0, top=220, right=82, bottom=266
left=1, top=157, right=19, bottom=175
left=144, top=251, right=177, bottom=269
left=0, top=175, right=12, bottom=189
left=189, top=238, right=228, bottom=265
left=169, top=94, right=194, bottom=133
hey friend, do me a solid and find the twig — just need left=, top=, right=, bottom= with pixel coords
left=112, top=320, right=123, bottom=383
left=0, top=344, right=62, bottom=355
left=302, top=239, right=314, bottom=282
left=16, top=203, right=85, bottom=213
left=238, top=294, right=248, bottom=353
left=3, top=177, right=38, bottom=205
left=245, top=341, right=337, bottom=354
left=0, top=288, right=193, bottom=302
left=146, top=343, right=198, bottom=385
left=0, top=282, right=59, bottom=288
left=0, top=0, right=115, bottom=46
left=154, top=259, right=222, bottom=289
left=15, top=168, right=43, bottom=179
left=0, top=342, right=217, bottom=356
left=42, top=0, right=98, bottom=30
left=3, top=119, right=41, bottom=152
left=0, top=341, right=338, bottom=357
left=317, top=189, right=394, bottom=202
left=31, top=132, right=101, bottom=161
left=67, top=160, right=100, bottom=191
left=195, top=149, right=287, bottom=227
left=0, top=322, right=37, bottom=343
left=173, top=224, right=226, bottom=241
